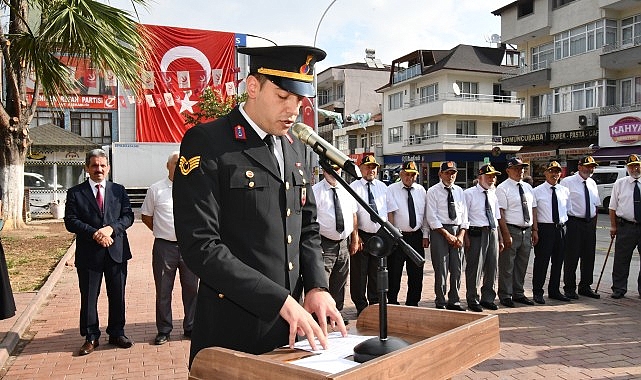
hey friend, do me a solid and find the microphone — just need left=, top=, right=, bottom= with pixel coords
left=292, top=123, right=362, bottom=179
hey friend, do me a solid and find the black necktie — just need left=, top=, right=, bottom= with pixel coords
left=518, top=183, right=530, bottom=223
left=331, top=187, right=344, bottom=233
left=445, top=186, right=456, bottom=220
left=263, top=135, right=279, bottom=171
left=484, top=190, right=496, bottom=229
left=551, top=186, right=559, bottom=224
left=583, top=181, right=591, bottom=222
left=367, top=182, right=378, bottom=222
left=634, top=180, right=641, bottom=223
left=406, top=187, right=416, bottom=229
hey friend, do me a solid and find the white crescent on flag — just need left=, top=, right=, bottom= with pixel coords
left=160, top=46, right=211, bottom=87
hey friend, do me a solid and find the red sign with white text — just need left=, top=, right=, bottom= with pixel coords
left=27, top=94, right=117, bottom=110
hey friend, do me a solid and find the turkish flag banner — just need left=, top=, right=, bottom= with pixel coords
left=136, top=24, right=235, bottom=142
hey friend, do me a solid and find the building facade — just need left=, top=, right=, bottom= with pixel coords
left=379, top=45, right=522, bottom=188
left=494, top=0, right=641, bottom=184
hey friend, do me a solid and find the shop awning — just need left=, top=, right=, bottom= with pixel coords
left=557, top=141, right=596, bottom=156
left=593, top=145, right=641, bottom=159
left=516, top=144, right=560, bottom=160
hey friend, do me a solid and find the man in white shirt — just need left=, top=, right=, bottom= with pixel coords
left=609, top=154, right=641, bottom=299
left=425, top=161, right=469, bottom=311
left=531, top=161, right=572, bottom=304
left=496, top=157, right=538, bottom=308
left=141, top=152, right=198, bottom=345
left=349, top=155, right=389, bottom=315
left=464, top=164, right=502, bottom=312
left=562, top=155, right=601, bottom=299
left=386, top=161, right=428, bottom=306
left=312, top=165, right=359, bottom=322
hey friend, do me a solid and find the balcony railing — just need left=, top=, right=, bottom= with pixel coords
left=501, top=115, right=550, bottom=128
left=600, top=102, right=641, bottom=115
left=602, top=36, right=641, bottom=54
left=406, top=92, right=521, bottom=108
left=403, top=134, right=503, bottom=147
left=392, top=64, right=422, bottom=84
left=318, top=93, right=344, bottom=106
left=501, top=60, right=551, bottom=80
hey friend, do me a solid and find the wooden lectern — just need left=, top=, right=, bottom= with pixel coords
left=189, top=304, right=500, bottom=380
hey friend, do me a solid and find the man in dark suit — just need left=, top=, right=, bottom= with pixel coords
left=64, top=148, right=134, bottom=356
left=173, top=45, right=346, bottom=366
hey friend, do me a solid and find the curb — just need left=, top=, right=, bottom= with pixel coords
left=0, top=239, right=76, bottom=369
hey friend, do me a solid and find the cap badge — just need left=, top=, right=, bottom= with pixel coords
left=299, top=55, right=313, bottom=75
left=179, top=155, right=201, bottom=176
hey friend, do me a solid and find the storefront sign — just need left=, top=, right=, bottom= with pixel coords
left=608, top=116, right=641, bottom=144
left=517, top=150, right=556, bottom=160
left=27, top=93, right=117, bottom=110
left=550, top=129, right=598, bottom=141
left=502, top=133, right=547, bottom=144
left=402, top=154, right=423, bottom=162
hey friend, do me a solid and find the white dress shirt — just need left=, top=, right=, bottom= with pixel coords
left=609, top=176, right=641, bottom=222
left=464, top=184, right=501, bottom=228
left=350, top=178, right=388, bottom=233
left=532, top=181, right=571, bottom=224
left=312, top=179, right=358, bottom=241
left=425, top=181, right=469, bottom=229
left=386, top=181, right=427, bottom=236
left=561, top=172, right=600, bottom=218
left=496, top=178, right=537, bottom=227
left=140, top=177, right=177, bottom=241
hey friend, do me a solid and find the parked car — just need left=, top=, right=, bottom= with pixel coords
left=24, top=172, right=64, bottom=189
left=592, top=165, right=628, bottom=210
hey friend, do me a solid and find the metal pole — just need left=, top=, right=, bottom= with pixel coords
left=596, top=236, right=614, bottom=293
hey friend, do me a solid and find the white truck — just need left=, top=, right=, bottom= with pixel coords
left=110, top=142, right=180, bottom=207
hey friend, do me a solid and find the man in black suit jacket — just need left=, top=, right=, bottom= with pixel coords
left=174, top=45, right=346, bottom=366
left=64, top=149, right=134, bottom=356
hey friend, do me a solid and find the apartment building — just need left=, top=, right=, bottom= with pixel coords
left=378, top=45, right=522, bottom=188
left=494, top=0, right=641, bottom=183
left=316, top=51, right=389, bottom=176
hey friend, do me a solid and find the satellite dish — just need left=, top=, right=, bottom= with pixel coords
left=452, top=83, right=461, bottom=96
left=490, top=34, right=501, bottom=43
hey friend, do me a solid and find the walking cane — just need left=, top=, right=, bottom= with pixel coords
left=595, top=236, right=614, bottom=293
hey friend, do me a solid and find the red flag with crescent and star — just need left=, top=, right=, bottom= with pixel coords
left=136, top=25, right=236, bottom=142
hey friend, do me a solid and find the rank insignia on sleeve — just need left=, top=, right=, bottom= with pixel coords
left=179, top=155, right=201, bottom=175
left=234, top=125, right=246, bottom=140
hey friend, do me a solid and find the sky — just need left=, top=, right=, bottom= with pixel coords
left=108, top=0, right=512, bottom=71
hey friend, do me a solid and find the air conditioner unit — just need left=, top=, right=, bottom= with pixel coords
left=587, top=113, right=598, bottom=127
left=345, top=114, right=354, bottom=123
left=578, top=115, right=588, bottom=127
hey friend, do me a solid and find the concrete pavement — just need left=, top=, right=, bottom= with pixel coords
left=1, top=217, right=640, bottom=379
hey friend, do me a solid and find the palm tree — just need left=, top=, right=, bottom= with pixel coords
left=0, top=0, right=150, bottom=228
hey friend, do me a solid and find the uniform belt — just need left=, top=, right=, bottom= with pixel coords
left=155, top=237, right=178, bottom=244
left=617, top=217, right=641, bottom=226
left=320, top=235, right=344, bottom=244
left=468, top=226, right=491, bottom=231
left=568, top=215, right=592, bottom=222
left=507, top=223, right=530, bottom=231
left=539, top=222, right=566, bottom=228
left=441, top=224, right=459, bottom=227
left=401, top=230, right=422, bottom=236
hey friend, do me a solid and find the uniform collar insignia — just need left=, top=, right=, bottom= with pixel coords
left=234, top=125, right=246, bottom=141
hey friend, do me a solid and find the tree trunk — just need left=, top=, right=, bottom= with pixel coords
left=0, top=154, right=26, bottom=230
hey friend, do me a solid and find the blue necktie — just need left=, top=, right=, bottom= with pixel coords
left=484, top=190, right=496, bottom=229
left=367, top=182, right=378, bottom=222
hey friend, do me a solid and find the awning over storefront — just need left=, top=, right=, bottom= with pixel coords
left=557, top=141, right=596, bottom=156
left=516, top=144, right=560, bottom=160
left=593, top=145, right=641, bottom=159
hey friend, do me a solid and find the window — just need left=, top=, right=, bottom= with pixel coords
left=456, top=81, right=478, bottom=99
left=621, top=79, right=633, bottom=107
left=388, top=91, right=403, bottom=110
left=370, top=131, right=382, bottom=147
left=622, top=15, right=641, bottom=46
left=419, top=83, right=438, bottom=104
left=419, top=121, right=438, bottom=138
left=335, top=83, right=344, bottom=100
left=360, top=133, right=368, bottom=148
left=552, top=0, right=575, bottom=9
left=554, top=81, right=601, bottom=113
left=531, top=93, right=553, bottom=117
left=318, top=89, right=330, bottom=105
left=70, top=112, right=112, bottom=145
left=605, top=80, right=617, bottom=107
left=517, top=0, right=534, bottom=17
left=33, top=110, right=64, bottom=128
left=456, top=120, right=476, bottom=136
left=555, top=20, right=616, bottom=60
left=531, top=43, right=554, bottom=70
left=388, top=126, right=402, bottom=143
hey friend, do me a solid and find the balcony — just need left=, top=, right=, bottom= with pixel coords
left=401, top=92, right=523, bottom=122
left=318, top=93, right=345, bottom=108
left=501, top=115, right=551, bottom=128
left=392, top=64, right=421, bottom=84
left=402, top=134, right=503, bottom=151
left=600, top=102, right=641, bottom=116
left=500, top=64, right=551, bottom=92
left=601, top=37, right=641, bottom=70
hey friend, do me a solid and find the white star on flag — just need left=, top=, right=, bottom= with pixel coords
left=179, top=92, right=198, bottom=113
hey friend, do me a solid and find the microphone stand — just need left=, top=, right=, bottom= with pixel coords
left=318, top=159, right=425, bottom=363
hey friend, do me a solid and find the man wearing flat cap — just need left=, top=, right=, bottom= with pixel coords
left=609, top=154, right=641, bottom=299
left=531, top=161, right=572, bottom=304
left=173, top=45, right=346, bottom=366
left=386, top=161, right=428, bottom=306
left=562, top=155, right=601, bottom=300
left=496, top=157, right=538, bottom=308
left=425, top=161, right=469, bottom=311
left=349, top=154, right=389, bottom=315
left=463, top=164, right=502, bottom=312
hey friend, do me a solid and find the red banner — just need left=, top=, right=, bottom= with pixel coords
left=136, top=25, right=236, bottom=142
left=27, top=93, right=117, bottom=109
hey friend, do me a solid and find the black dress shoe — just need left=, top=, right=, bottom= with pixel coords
left=468, top=303, right=483, bottom=312
left=565, top=291, right=579, bottom=300
left=578, top=288, right=601, bottom=299
left=513, top=296, right=534, bottom=305
left=446, top=304, right=466, bottom=311
left=500, top=298, right=514, bottom=308
left=480, top=301, right=499, bottom=310
left=108, top=335, right=133, bottom=348
left=435, top=305, right=446, bottom=310
left=78, top=339, right=99, bottom=356
left=533, top=294, right=545, bottom=304
left=154, top=333, right=169, bottom=345
left=548, top=293, right=571, bottom=302
left=611, top=292, right=625, bottom=299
